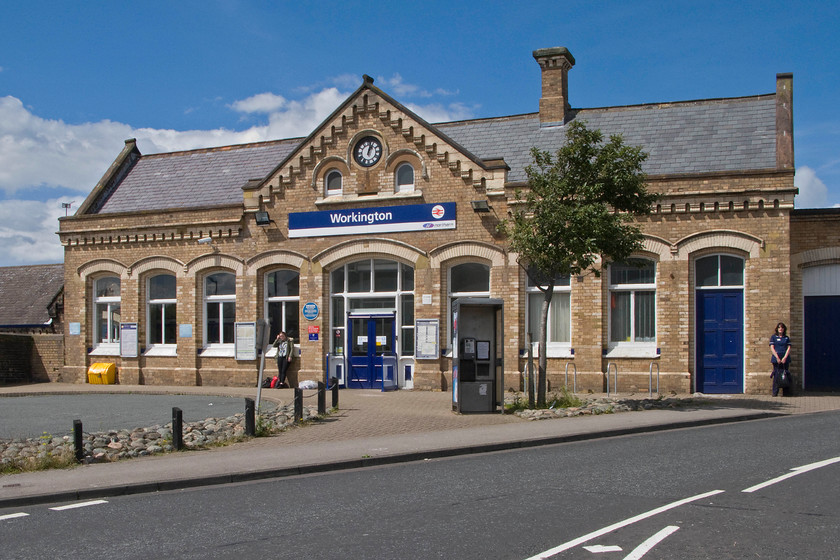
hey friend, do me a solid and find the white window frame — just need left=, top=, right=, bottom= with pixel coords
left=91, top=276, right=121, bottom=356
left=264, top=268, right=300, bottom=358
left=606, top=259, right=657, bottom=358
left=145, top=273, right=177, bottom=357
left=202, top=272, right=236, bottom=357
left=395, top=163, right=415, bottom=193
left=325, top=169, right=343, bottom=197
left=526, top=274, right=572, bottom=358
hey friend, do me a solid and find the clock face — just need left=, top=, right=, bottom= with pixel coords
left=354, top=136, right=382, bottom=167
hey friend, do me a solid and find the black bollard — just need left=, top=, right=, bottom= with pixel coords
left=172, top=407, right=183, bottom=451
left=73, top=419, right=83, bottom=462
left=331, top=376, right=339, bottom=408
left=245, top=397, right=255, bottom=436
left=294, top=388, right=303, bottom=423
left=317, top=382, right=326, bottom=415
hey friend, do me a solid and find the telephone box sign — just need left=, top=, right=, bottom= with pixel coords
left=288, top=202, right=456, bottom=238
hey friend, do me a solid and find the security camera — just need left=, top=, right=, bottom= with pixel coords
left=198, top=237, right=213, bottom=245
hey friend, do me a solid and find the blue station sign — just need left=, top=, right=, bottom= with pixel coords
left=288, top=202, right=456, bottom=238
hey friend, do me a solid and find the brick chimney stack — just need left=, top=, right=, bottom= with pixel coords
left=775, top=72, right=794, bottom=169
left=533, top=47, right=575, bottom=125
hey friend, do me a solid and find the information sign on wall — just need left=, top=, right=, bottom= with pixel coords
left=288, top=202, right=456, bottom=238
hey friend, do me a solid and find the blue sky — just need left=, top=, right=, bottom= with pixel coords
left=1, top=0, right=838, bottom=267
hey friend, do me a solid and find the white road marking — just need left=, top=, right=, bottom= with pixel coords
left=584, top=544, right=623, bottom=553
left=524, top=490, right=724, bottom=560
left=49, top=499, right=109, bottom=511
left=742, top=456, right=840, bottom=493
left=622, top=526, right=680, bottom=560
left=0, top=512, right=29, bottom=521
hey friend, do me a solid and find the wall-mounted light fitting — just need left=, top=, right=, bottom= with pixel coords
left=254, top=211, right=271, bottom=226
left=470, top=200, right=491, bottom=212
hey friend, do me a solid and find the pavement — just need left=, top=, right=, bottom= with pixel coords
left=2, top=382, right=840, bottom=509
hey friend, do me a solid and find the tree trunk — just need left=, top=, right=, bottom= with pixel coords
left=538, top=287, right=553, bottom=407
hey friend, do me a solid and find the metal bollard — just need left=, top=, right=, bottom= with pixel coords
left=73, top=419, right=83, bottom=462
left=294, top=388, right=303, bottom=423
left=245, top=398, right=256, bottom=436
left=172, top=407, right=183, bottom=450
left=331, top=376, right=339, bottom=409
left=317, top=382, right=326, bottom=415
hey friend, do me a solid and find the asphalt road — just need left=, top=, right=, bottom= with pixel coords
left=0, top=394, right=255, bottom=439
left=2, top=411, right=839, bottom=559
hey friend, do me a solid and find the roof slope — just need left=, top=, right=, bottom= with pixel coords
left=91, top=93, right=777, bottom=214
left=438, top=95, right=777, bottom=183
left=0, top=264, right=64, bottom=327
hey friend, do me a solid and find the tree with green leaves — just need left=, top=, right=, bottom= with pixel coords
left=501, top=120, right=658, bottom=406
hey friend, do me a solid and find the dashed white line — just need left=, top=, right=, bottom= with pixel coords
left=524, top=489, right=724, bottom=560
left=742, top=456, right=840, bottom=493
left=622, top=526, right=680, bottom=560
left=0, top=512, right=29, bottom=521
left=49, top=499, right=109, bottom=511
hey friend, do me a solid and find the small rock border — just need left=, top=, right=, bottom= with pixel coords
left=1, top=401, right=322, bottom=468
left=511, top=395, right=707, bottom=420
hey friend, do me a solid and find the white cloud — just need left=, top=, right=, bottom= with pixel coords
left=794, top=166, right=829, bottom=208
left=230, top=92, right=287, bottom=114
left=0, top=198, right=65, bottom=265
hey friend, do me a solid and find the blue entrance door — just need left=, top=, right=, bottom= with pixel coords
left=696, top=289, right=743, bottom=393
left=804, top=296, right=840, bottom=391
left=347, top=314, right=396, bottom=389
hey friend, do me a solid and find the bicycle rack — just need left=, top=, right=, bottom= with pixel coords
left=649, top=362, right=660, bottom=397
left=605, top=362, right=618, bottom=396
left=565, top=362, right=577, bottom=393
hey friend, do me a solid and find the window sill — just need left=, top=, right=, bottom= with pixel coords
left=89, top=345, right=119, bottom=356
left=144, top=345, right=177, bottom=357
left=604, top=346, right=659, bottom=359
left=315, top=190, right=424, bottom=206
left=199, top=346, right=235, bottom=358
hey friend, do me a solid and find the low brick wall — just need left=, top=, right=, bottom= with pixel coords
left=0, top=333, right=64, bottom=383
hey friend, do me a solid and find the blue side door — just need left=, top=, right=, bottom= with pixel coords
left=804, top=296, right=840, bottom=391
left=696, top=289, right=744, bottom=393
left=347, top=315, right=395, bottom=389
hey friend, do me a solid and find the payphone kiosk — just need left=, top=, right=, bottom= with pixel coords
left=451, top=298, right=504, bottom=413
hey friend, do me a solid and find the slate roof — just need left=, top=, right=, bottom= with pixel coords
left=0, top=264, right=64, bottom=327
left=97, top=138, right=300, bottom=214
left=438, top=95, right=777, bottom=183
left=92, top=93, right=777, bottom=214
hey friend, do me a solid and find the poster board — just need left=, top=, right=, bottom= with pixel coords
left=120, top=323, right=138, bottom=358
left=235, top=322, right=257, bottom=361
left=415, top=319, right=439, bottom=359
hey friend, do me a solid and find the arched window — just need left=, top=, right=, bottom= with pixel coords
left=147, top=274, right=177, bottom=353
left=696, top=254, right=744, bottom=288
left=526, top=272, right=571, bottom=356
left=93, top=276, right=121, bottom=353
left=330, top=259, right=415, bottom=355
left=325, top=169, right=342, bottom=197
left=608, top=259, right=656, bottom=348
left=265, top=269, right=300, bottom=341
left=395, top=163, right=414, bottom=193
left=204, top=272, right=235, bottom=350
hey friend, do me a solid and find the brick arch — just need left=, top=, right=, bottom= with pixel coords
left=185, top=254, right=244, bottom=275
left=77, top=258, right=128, bottom=279
left=385, top=149, right=428, bottom=181
left=246, top=250, right=307, bottom=275
left=314, top=238, right=426, bottom=268
left=792, top=247, right=840, bottom=268
left=310, top=156, right=350, bottom=191
left=429, top=241, right=506, bottom=269
left=675, top=230, right=763, bottom=260
left=641, top=234, right=673, bottom=260
left=130, top=256, right=185, bottom=277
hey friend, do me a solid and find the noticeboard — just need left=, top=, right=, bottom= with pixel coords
left=415, top=319, right=439, bottom=359
left=120, top=323, right=138, bottom=358
left=234, top=322, right=257, bottom=361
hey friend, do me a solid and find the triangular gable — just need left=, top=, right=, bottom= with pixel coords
left=243, top=75, right=509, bottom=212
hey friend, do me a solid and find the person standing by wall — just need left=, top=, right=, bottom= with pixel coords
left=272, top=331, right=294, bottom=388
left=769, top=322, right=792, bottom=396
